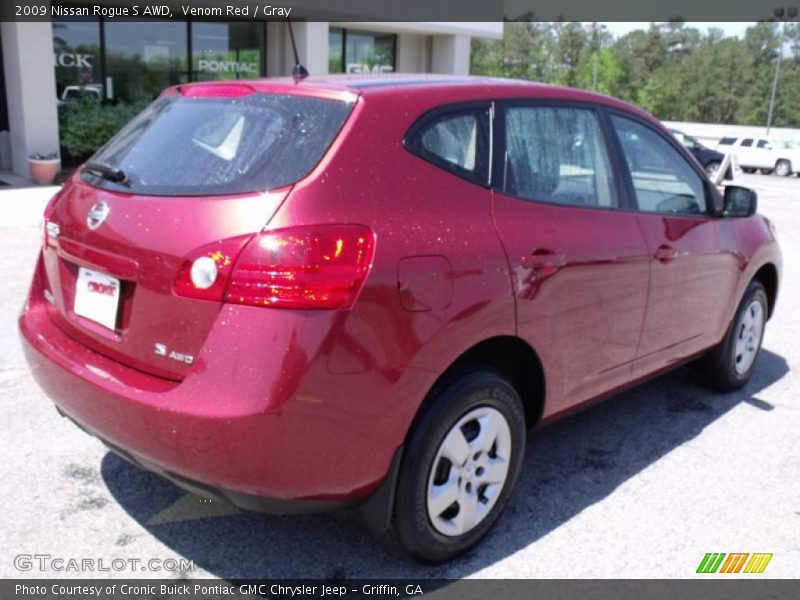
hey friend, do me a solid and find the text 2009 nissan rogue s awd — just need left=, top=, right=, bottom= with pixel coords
left=19, top=75, right=781, bottom=562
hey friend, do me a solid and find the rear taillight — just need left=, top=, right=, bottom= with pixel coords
left=174, top=225, right=376, bottom=310
left=174, top=235, right=252, bottom=302
left=43, top=187, right=66, bottom=247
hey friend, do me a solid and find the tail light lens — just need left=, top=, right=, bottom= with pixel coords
left=174, top=235, right=252, bottom=302
left=174, top=225, right=376, bottom=310
left=43, top=187, right=67, bottom=247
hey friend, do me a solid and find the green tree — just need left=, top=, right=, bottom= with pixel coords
left=469, top=20, right=800, bottom=127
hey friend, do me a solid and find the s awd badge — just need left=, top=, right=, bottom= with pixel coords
left=154, top=343, right=194, bottom=365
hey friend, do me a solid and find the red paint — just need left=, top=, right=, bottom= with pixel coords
left=19, top=76, right=782, bottom=506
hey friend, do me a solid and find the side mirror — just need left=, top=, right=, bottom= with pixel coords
left=723, top=185, right=757, bottom=218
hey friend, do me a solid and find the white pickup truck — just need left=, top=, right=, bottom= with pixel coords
left=57, top=84, right=102, bottom=106
left=716, top=135, right=800, bottom=176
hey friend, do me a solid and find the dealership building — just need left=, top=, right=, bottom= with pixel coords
left=0, top=9, right=501, bottom=178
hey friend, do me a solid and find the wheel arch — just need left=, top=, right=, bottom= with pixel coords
left=753, top=263, right=779, bottom=319
left=410, top=335, right=546, bottom=435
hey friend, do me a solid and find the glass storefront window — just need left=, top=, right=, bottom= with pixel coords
left=53, top=18, right=270, bottom=164
left=191, top=22, right=264, bottom=81
left=329, top=28, right=395, bottom=74
left=329, top=28, right=344, bottom=74
left=104, top=20, right=188, bottom=103
left=53, top=19, right=102, bottom=103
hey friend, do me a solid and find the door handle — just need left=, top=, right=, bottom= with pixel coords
left=653, top=244, right=678, bottom=263
left=522, top=248, right=567, bottom=276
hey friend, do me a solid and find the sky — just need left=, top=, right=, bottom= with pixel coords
left=600, top=22, right=754, bottom=39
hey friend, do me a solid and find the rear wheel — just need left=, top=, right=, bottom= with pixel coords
left=391, top=369, right=526, bottom=563
left=701, top=281, right=768, bottom=392
left=775, top=159, right=792, bottom=177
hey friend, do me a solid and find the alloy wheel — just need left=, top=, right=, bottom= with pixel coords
left=734, top=299, right=764, bottom=375
left=426, top=406, right=512, bottom=537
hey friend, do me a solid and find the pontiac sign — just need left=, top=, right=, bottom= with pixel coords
left=197, top=60, right=258, bottom=74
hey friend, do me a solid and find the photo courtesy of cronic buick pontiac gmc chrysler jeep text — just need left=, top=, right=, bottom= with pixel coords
left=19, top=75, right=781, bottom=562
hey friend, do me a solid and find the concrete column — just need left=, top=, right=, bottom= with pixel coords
left=431, top=34, right=471, bottom=75
left=396, top=33, right=432, bottom=73
left=1, top=21, right=60, bottom=178
left=283, top=22, right=329, bottom=76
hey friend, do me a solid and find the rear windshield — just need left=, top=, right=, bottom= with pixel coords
left=82, top=92, right=354, bottom=196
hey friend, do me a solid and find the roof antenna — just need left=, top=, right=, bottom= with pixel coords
left=286, top=17, right=309, bottom=81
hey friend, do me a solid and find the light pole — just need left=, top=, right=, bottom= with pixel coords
left=591, top=23, right=607, bottom=92
left=766, top=7, right=798, bottom=135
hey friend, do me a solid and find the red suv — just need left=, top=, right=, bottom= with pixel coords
left=19, top=75, right=781, bottom=562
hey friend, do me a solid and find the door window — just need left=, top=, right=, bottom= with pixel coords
left=741, top=139, right=753, bottom=147
left=611, top=115, right=707, bottom=215
left=501, top=106, right=618, bottom=208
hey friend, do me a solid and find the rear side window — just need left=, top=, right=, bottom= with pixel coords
left=501, top=106, right=618, bottom=208
left=83, top=93, right=354, bottom=196
left=718, top=137, right=736, bottom=146
left=406, top=106, right=490, bottom=185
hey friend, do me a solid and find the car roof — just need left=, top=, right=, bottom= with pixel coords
left=173, top=74, right=656, bottom=124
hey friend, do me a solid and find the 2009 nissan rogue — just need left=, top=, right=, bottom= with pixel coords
left=19, top=75, right=781, bottom=562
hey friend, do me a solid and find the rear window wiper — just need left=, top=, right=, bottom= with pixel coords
left=82, top=161, right=129, bottom=185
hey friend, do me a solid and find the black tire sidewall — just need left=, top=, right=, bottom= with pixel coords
left=393, top=370, right=526, bottom=563
left=714, top=282, right=768, bottom=389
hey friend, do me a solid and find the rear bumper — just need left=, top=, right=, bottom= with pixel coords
left=19, top=280, right=417, bottom=511
left=56, top=404, right=347, bottom=514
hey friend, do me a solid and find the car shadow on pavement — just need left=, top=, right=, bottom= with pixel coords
left=102, top=349, right=788, bottom=579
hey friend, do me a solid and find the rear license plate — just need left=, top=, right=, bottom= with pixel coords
left=73, top=267, right=121, bottom=331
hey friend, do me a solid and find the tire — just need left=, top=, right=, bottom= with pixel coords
left=391, top=369, right=526, bottom=563
left=705, top=161, right=721, bottom=178
left=774, top=159, right=792, bottom=177
left=701, top=281, right=768, bottom=392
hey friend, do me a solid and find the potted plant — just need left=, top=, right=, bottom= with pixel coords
left=28, top=152, right=61, bottom=185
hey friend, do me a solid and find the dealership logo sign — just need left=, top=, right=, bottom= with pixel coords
left=346, top=63, right=394, bottom=74
left=55, top=53, right=93, bottom=68
left=197, top=60, right=258, bottom=74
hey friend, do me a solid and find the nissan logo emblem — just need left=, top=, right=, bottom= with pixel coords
left=86, top=201, right=110, bottom=230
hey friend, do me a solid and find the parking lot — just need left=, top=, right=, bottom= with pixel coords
left=1, top=174, right=798, bottom=579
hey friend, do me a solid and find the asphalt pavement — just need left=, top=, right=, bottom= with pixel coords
left=1, top=174, right=798, bottom=579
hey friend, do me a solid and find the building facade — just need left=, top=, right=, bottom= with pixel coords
left=0, top=17, right=501, bottom=177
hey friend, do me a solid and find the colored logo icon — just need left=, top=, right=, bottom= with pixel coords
left=697, top=553, right=773, bottom=574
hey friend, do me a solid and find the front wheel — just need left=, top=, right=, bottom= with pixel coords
left=391, top=370, right=526, bottom=563
left=701, top=281, right=768, bottom=392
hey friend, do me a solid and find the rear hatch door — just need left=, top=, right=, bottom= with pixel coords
left=41, top=84, right=355, bottom=379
